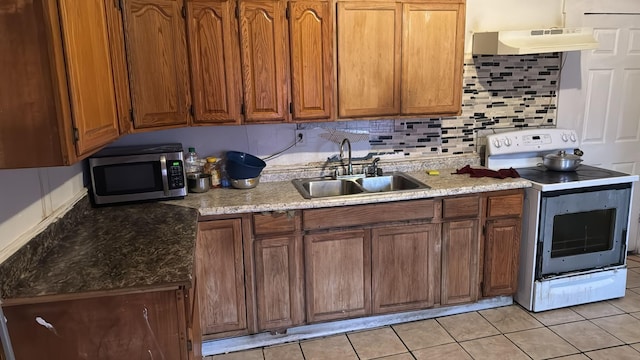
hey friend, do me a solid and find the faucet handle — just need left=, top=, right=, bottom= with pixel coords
left=370, top=157, right=381, bottom=176
left=362, top=158, right=382, bottom=177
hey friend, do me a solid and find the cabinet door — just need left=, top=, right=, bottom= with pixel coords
left=401, top=3, right=464, bottom=115
left=483, top=217, right=521, bottom=297
left=123, top=0, right=191, bottom=129
left=337, top=2, right=401, bottom=118
left=305, top=230, right=371, bottom=323
left=254, top=235, right=304, bottom=331
left=0, top=0, right=120, bottom=168
left=187, top=0, right=242, bottom=124
left=196, top=219, right=247, bottom=337
left=289, top=1, right=333, bottom=120
left=239, top=0, right=288, bottom=123
left=371, top=224, right=441, bottom=314
left=4, top=291, right=186, bottom=360
left=58, top=0, right=121, bottom=155
left=442, top=219, right=479, bottom=305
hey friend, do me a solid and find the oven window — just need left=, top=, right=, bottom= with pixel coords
left=551, top=209, right=615, bottom=258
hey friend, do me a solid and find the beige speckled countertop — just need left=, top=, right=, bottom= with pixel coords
left=168, top=160, right=531, bottom=215
left=0, top=154, right=530, bottom=303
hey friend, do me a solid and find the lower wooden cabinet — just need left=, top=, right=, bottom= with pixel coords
left=305, top=229, right=372, bottom=323
left=254, top=234, right=304, bottom=331
left=196, top=218, right=248, bottom=338
left=483, top=217, right=522, bottom=296
left=481, top=190, right=524, bottom=297
left=442, top=219, right=480, bottom=305
left=372, top=224, right=441, bottom=314
left=4, top=289, right=193, bottom=360
left=192, top=191, right=523, bottom=340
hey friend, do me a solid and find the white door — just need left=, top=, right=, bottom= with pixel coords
left=558, top=1, right=640, bottom=252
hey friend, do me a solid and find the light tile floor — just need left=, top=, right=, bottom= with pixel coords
left=207, top=254, right=640, bottom=360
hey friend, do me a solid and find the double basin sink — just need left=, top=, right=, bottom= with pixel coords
left=292, top=172, right=430, bottom=199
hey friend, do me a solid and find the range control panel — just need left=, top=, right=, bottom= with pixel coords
left=486, top=128, right=579, bottom=156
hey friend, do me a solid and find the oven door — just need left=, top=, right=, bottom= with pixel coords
left=537, top=183, right=632, bottom=278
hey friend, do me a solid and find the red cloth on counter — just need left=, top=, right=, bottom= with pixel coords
left=454, top=165, right=520, bottom=179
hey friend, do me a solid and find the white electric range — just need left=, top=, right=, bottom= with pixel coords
left=486, top=128, right=638, bottom=312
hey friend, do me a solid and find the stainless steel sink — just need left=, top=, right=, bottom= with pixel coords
left=300, top=179, right=364, bottom=198
left=356, top=174, right=423, bottom=192
left=292, top=172, right=429, bottom=199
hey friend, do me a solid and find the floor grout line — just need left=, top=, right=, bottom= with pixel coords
left=208, top=283, right=640, bottom=359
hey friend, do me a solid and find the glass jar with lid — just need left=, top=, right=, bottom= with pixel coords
left=204, top=157, right=221, bottom=187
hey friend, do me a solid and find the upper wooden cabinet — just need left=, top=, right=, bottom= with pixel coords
left=238, top=0, right=289, bottom=123
left=288, top=1, right=334, bottom=120
left=337, top=2, right=401, bottom=118
left=121, top=0, right=191, bottom=130
left=187, top=0, right=242, bottom=125
left=337, top=0, right=465, bottom=118
left=401, top=2, right=464, bottom=114
left=0, top=0, right=121, bottom=169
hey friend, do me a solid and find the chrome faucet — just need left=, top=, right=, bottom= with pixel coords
left=339, top=138, right=353, bottom=175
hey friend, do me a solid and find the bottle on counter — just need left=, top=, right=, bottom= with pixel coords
left=204, top=157, right=221, bottom=187
left=219, top=160, right=231, bottom=188
left=184, top=147, right=203, bottom=175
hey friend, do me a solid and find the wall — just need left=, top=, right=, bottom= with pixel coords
left=0, top=0, right=568, bottom=263
left=0, top=164, right=84, bottom=263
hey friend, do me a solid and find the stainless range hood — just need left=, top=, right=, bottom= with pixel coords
left=472, top=27, right=598, bottom=55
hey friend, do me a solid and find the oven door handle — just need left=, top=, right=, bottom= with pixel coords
left=160, top=155, right=170, bottom=196
left=621, top=230, right=627, bottom=262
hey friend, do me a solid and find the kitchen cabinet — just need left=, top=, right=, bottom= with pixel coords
left=238, top=0, right=334, bottom=123
left=336, top=0, right=464, bottom=118
left=288, top=0, right=334, bottom=120
left=401, top=2, right=464, bottom=115
left=196, top=217, right=253, bottom=339
left=441, top=196, right=480, bottom=305
left=337, top=1, right=400, bottom=118
left=305, top=229, right=372, bottom=323
left=482, top=190, right=524, bottom=297
left=371, top=224, right=441, bottom=314
left=3, top=289, right=193, bottom=359
left=252, top=212, right=304, bottom=331
left=238, top=0, right=289, bottom=123
left=186, top=0, right=243, bottom=125
left=0, top=0, right=122, bottom=169
left=303, top=199, right=435, bottom=322
left=120, top=0, right=191, bottom=130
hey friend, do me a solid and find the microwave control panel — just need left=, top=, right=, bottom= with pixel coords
left=168, top=160, right=185, bottom=189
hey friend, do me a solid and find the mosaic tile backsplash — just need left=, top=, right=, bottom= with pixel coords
left=299, top=53, right=561, bottom=157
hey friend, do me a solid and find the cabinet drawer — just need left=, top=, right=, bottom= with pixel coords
left=487, top=194, right=523, bottom=218
left=442, top=195, right=480, bottom=219
left=253, top=211, right=298, bottom=236
left=303, top=199, right=435, bottom=231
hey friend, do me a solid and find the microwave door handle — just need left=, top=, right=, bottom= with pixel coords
left=160, top=155, right=170, bottom=195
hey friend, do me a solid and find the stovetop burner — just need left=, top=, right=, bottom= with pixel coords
left=516, top=164, right=630, bottom=185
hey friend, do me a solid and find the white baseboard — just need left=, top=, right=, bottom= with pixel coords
left=202, top=296, right=513, bottom=356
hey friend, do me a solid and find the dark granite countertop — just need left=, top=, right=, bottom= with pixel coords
left=0, top=196, right=199, bottom=304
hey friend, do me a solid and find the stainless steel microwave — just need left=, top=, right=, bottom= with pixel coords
left=89, top=143, right=187, bottom=205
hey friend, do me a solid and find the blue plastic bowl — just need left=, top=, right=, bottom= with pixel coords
left=225, top=151, right=266, bottom=180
